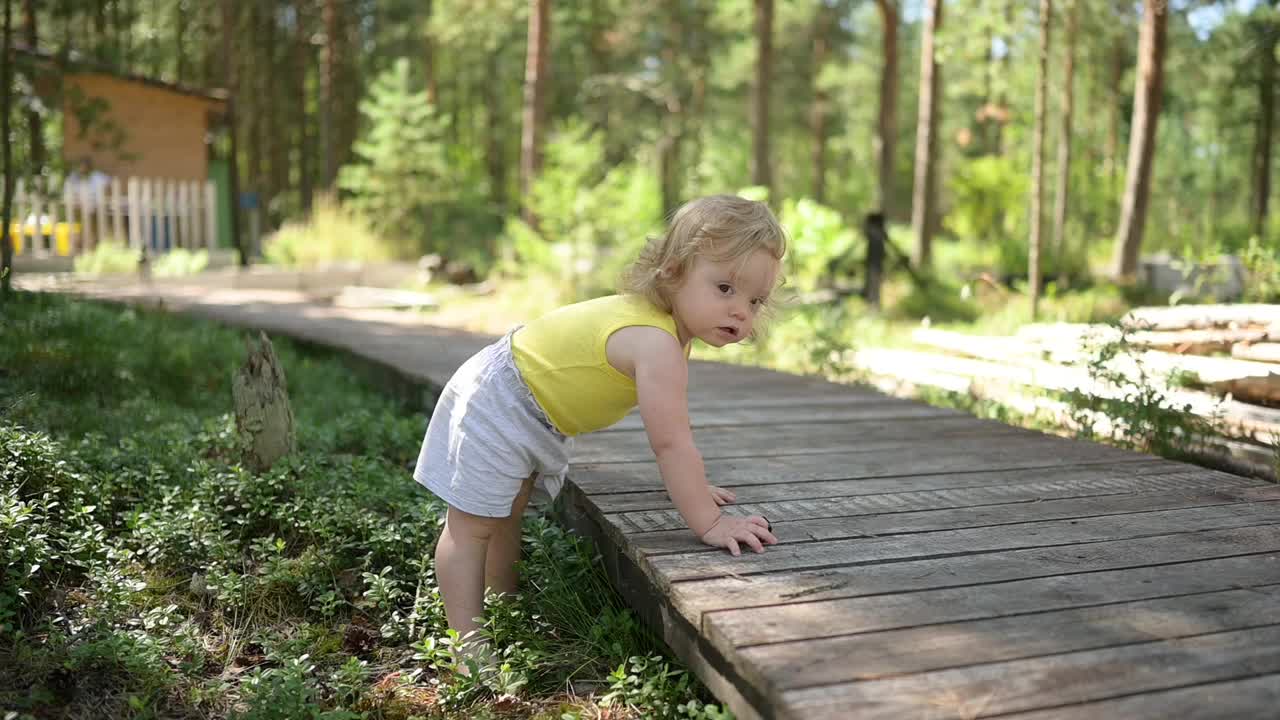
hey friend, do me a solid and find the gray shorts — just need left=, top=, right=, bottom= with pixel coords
left=413, top=329, right=573, bottom=518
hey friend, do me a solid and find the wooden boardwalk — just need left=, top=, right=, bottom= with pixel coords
left=58, top=283, right=1280, bottom=719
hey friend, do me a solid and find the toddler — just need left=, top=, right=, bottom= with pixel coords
left=414, top=194, right=783, bottom=650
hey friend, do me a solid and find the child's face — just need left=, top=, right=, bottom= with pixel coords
left=668, top=248, right=779, bottom=347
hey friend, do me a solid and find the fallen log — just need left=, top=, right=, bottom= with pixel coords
left=1121, top=304, right=1280, bottom=331
left=1233, top=342, right=1280, bottom=364
left=856, top=349, right=1278, bottom=481
left=1208, top=374, right=1280, bottom=406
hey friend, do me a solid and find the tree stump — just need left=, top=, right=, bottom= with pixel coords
left=233, top=332, right=296, bottom=472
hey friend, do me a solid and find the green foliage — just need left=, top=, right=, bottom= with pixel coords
left=151, top=248, right=209, bottom=277
left=948, top=156, right=1027, bottom=254
left=1063, top=327, right=1218, bottom=462
left=500, top=121, right=662, bottom=299
left=1, top=292, right=725, bottom=718
left=1241, top=236, right=1280, bottom=302
left=601, top=654, right=732, bottom=719
left=779, top=198, right=858, bottom=291
left=263, top=195, right=393, bottom=267
left=72, top=242, right=139, bottom=275
left=338, top=57, right=452, bottom=260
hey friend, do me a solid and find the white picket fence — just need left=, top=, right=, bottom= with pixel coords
left=6, top=176, right=217, bottom=257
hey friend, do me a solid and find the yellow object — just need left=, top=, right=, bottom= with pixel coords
left=9, top=221, right=78, bottom=256
left=512, top=294, right=681, bottom=436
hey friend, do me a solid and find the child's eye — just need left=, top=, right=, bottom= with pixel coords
left=717, top=283, right=733, bottom=294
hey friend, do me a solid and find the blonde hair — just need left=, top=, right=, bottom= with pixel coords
left=621, top=195, right=787, bottom=315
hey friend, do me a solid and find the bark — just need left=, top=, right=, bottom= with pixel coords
left=293, top=0, right=313, bottom=212
left=221, top=0, right=244, bottom=265
left=751, top=0, right=773, bottom=199
left=911, top=0, right=943, bottom=268
left=1029, top=0, right=1052, bottom=319
left=520, top=0, right=551, bottom=226
left=810, top=5, right=833, bottom=204
left=233, top=332, right=297, bottom=473
left=1111, top=0, right=1168, bottom=279
left=1052, top=0, right=1079, bottom=285
left=2, top=0, right=14, bottom=297
left=1251, top=2, right=1277, bottom=239
left=875, top=0, right=898, bottom=217
left=20, top=0, right=41, bottom=173
left=485, top=50, right=506, bottom=213
left=1106, top=37, right=1125, bottom=220
left=424, top=0, right=438, bottom=105
left=321, top=0, right=338, bottom=189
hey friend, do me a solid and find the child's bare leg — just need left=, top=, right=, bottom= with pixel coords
left=435, top=504, right=504, bottom=643
left=485, top=474, right=536, bottom=596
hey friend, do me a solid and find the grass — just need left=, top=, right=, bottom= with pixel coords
left=0, top=291, right=730, bottom=719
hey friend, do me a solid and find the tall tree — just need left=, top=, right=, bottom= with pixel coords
left=810, top=3, right=834, bottom=204
left=221, top=0, right=244, bottom=265
left=751, top=0, right=773, bottom=199
left=320, top=0, right=339, bottom=190
left=911, top=0, right=943, bottom=268
left=293, top=0, right=313, bottom=213
left=1052, top=0, right=1078, bottom=283
left=875, top=0, right=898, bottom=217
left=1250, top=0, right=1278, bottom=238
left=1029, top=0, right=1052, bottom=318
left=20, top=0, right=40, bottom=176
left=1111, top=0, right=1167, bottom=279
left=520, top=0, right=551, bottom=226
left=2, top=0, right=14, bottom=297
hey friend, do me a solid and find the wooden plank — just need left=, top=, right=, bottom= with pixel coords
left=777, top=624, right=1280, bottom=720
left=604, top=399, right=961, bottom=432
left=741, top=579, right=1280, bottom=693
left=648, top=502, right=1280, bottom=583
left=718, top=552, right=1280, bottom=654
left=667, top=525, right=1280, bottom=627
left=572, top=415, right=1041, bottom=464
left=572, top=438, right=1158, bottom=496
left=995, top=674, right=1280, bottom=720
left=609, top=464, right=1254, bottom=529
left=1233, top=341, right=1280, bottom=364
left=619, top=474, right=1275, bottom=553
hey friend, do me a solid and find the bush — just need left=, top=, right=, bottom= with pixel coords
left=151, top=248, right=209, bottom=277
left=73, top=242, right=138, bottom=275
left=263, top=196, right=393, bottom=267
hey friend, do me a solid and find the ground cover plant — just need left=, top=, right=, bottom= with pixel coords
left=0, top=291, right=729, bottom=719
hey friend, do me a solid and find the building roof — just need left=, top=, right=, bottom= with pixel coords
left=13, top=44, right=229, bottom=107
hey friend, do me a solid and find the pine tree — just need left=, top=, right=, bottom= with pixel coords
left=338, top=58, right=449, bottom=257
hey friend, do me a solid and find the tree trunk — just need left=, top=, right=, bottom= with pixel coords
left=810, top=5, right=832, bottom=204
left=293, top=0, right=313, bottom=213
left=320, top=0, right=338, bottom=190
left=1029, top=0, right=1052, bottom=319
left=485, top=50, right=506, bottom=213
left=751, top=0, right=773, bottom=199
left=875, top=0, right=898, bottom=218
left=1251, top=1, right=1278, bottom=239
left=1106, top=36, right=1125, bottom=221
left=424, top=0, right=438, bottom=105
left=20, top=0, right=41, bottom=174
left=2, top=0, right=14, bottom=298
left=1052, top=0, right=1078, bottom=286
left=233, top=332, right=297, bottom=473
left=1111, top=0, right=1168, bottom=280
left=911, top=0, right=943, bottom=268
left=221, top=0, right=244, bottom=265
left=520, top=0, right=551, bottom=226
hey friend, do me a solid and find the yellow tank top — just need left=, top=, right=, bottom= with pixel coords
left=512, top=294, right=681, bottom=436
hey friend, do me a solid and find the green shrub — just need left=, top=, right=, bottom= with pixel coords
left=73, top=242, right=138, bottom=275
left=263, top=195, right=393, bottom=267
left=151, top=248, right=209, bottom=277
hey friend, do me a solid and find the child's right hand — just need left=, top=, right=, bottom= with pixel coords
left=699, top=515, right=777, bottom=556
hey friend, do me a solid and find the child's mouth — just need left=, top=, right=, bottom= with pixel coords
left=717, top=326, right=738, bottom=338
